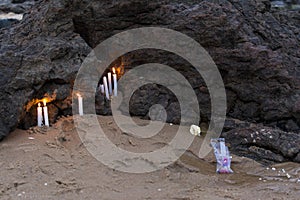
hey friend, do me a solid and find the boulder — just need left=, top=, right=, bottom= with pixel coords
left=0, top=0, right=91, bottom=139
left=222, top=126, right=300, bottom=163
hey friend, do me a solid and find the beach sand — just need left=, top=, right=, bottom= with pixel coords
left=0, top=116, right=299, bottom=199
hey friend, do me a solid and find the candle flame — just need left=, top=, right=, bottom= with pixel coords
left=38, top=103, right=41, bottom=107
left=26, top=96, right=52, bottom=112
left=76, top=93, right=81, bottom=97
left=43, top=99, right=47, bottom=106
left=112, top=67, right=116, bottom=74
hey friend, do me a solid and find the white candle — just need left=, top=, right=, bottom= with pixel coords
left=113, top=74, right=117, bottom=96
left=100, top=84, right=104, bottom=94
left=108, top=72, right=112, bottom=95
left=43, top=99, right=49, bottom=127
left=37, top=103, right=43, bottom=127
left=103, top=76, right=110, bottom=100
left=77, top=94, right=83, bottom=116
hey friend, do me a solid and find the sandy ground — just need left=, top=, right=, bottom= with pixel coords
left=0, top=115, right=299, bottom=200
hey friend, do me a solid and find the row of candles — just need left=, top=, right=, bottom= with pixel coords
left=100, top=67, right=118, bottom=99
left=37, top=67, right=119, bottom=127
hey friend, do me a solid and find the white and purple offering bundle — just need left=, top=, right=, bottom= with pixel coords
left=210, top=138, right=234, bottom=174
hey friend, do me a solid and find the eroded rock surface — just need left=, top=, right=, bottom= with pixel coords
left=222, top=126, right=300, bottom=163
left=0, top=0, right=299, bottom=162
left=0, top=0, right=35, bottom=14
left=72, top=0, right=300, bottom=131
left=0, top=0, right=91, bottom=137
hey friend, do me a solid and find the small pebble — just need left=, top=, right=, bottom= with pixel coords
left=266, top=167, right=270, bottom=170
left=28, top=137, right=35, bottom=140
left=272, top=167, right=276, bottom=171
left=281, top=169, right=286, bottom=173
left=286, top=173, right=291, bottom=179
left=269, top=136, right=273, bottom=139
left=169, top=123, right=173, bottom=126
left=17, top=194, right=22, bottom=197
left=44, top=183, right=48, bottom=186
left=263, top=180, right=267, bottom=182
left=158, top=188, right=162, bottom=192
left=259, top=178, right=262, bottom=181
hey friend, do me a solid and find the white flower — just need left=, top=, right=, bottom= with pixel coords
left=190, top=125, right=201, bottom=136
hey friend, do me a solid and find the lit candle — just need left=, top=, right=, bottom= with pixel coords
left=77, top=93, right=83, bottom=116
left=37, top=103, right=43, bottom=127
left=112, top=67, right=117, bottom=96
left=100, top=84, right=104, bottom=94
left=43, top=99, right=49, bottom=127
left=108, top=72, right=112, bottom=95
left=103, top=76, right=110, bottom=100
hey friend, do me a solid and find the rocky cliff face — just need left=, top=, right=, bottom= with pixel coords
left=72, top=0, right=300, bottom=131
left=0, top=0, right=299, bottom=163
left=0, top=0, right=91, bottom=134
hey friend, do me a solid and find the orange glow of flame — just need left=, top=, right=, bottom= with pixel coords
left=43, top=99, right=47, bottom=106
left=113, top=65, right=124, bottom=79
left=76, top=93, right=81, bottom=98
left=25, top=94, right=54, bottom=111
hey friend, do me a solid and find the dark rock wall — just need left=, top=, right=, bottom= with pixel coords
left=0, top=0, right=299, bottom=162
left=0, top=0, right=35, bottom=14
left=71, top=0, right=300, bottom=130
left=0, top=0, right=91, bottom=136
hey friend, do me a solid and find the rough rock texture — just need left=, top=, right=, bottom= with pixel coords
left=0, top=18, right=18, bottom=29
left=222, top=126, right=300, bottom=163
left=0, top=0, right=299, bottom=163
left=0, top=0, right=35, bottom=14
left=71, top=0, right=300, bottom=131
left=0, top=0, right=35, bottom=29
left=0, top=0, right=91, bottom=136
